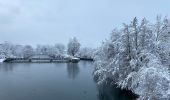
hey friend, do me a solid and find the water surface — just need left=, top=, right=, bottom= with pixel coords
left=0, top=61, right=136, bottom=100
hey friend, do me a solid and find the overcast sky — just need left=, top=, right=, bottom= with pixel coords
left=0, top=0, right=169, bottom=47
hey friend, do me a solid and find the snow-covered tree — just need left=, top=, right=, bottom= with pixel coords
left=155, top=17, right=170, bottom=66
left=0, top=44, right=5, bottom=58
left=0, top=42, right=15, bottom=58
left=93, top=17, right=170, bottom=99
left=35, top=44, right=65, bottom=58
left=138, top=18, right=154, bottom=52
left=23, top=45, right=34, bottom=58
left=54, top=43, right=65, bottom=58
left=67, top=37, right=81, bottom=56
left=131, top=17, right=139, bottom=50
left=78, top=47, right=95, bottom=59
left=12, top=45, right=24, bottom=58
left=155, top=15, right=163, bottom=42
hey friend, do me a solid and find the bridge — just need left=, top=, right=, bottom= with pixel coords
left=4, top=54, right=80, bottom=63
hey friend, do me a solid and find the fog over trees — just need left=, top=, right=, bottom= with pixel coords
left=93, top=16, right=170, bottom=99
left=0, top=42, right=66, bottom=59
left=0, top=38, right=93, bottom=60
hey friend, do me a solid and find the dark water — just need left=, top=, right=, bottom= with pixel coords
left=0, top=61, right=136, bottom=100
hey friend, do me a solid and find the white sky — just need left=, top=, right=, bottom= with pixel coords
left=0, top=0, right=170, bottom=47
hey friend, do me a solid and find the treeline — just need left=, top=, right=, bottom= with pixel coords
left=0, top=37, right=94, bottom=59
left=93, top=16, right=170, bottom=99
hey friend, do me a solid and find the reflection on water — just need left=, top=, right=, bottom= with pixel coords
left=0, top=62, right=97, bottom=100
left=67, top=63, right=80, bottom=79
left=81, top=61, right=88, bottom=67
left=0, top=63, right=31, bottom=72
left=0, top=62, right=137, bottom=100
left=0, top=63, right=19, bottom=72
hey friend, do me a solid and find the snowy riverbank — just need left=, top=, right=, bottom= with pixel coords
left=0, top=59, right=5, bottom=63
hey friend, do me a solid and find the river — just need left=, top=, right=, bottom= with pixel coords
left=0, top=61, right=136, bottom=100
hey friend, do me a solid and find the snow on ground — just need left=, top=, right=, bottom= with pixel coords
left=0, top=59, right=5, bottom=63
